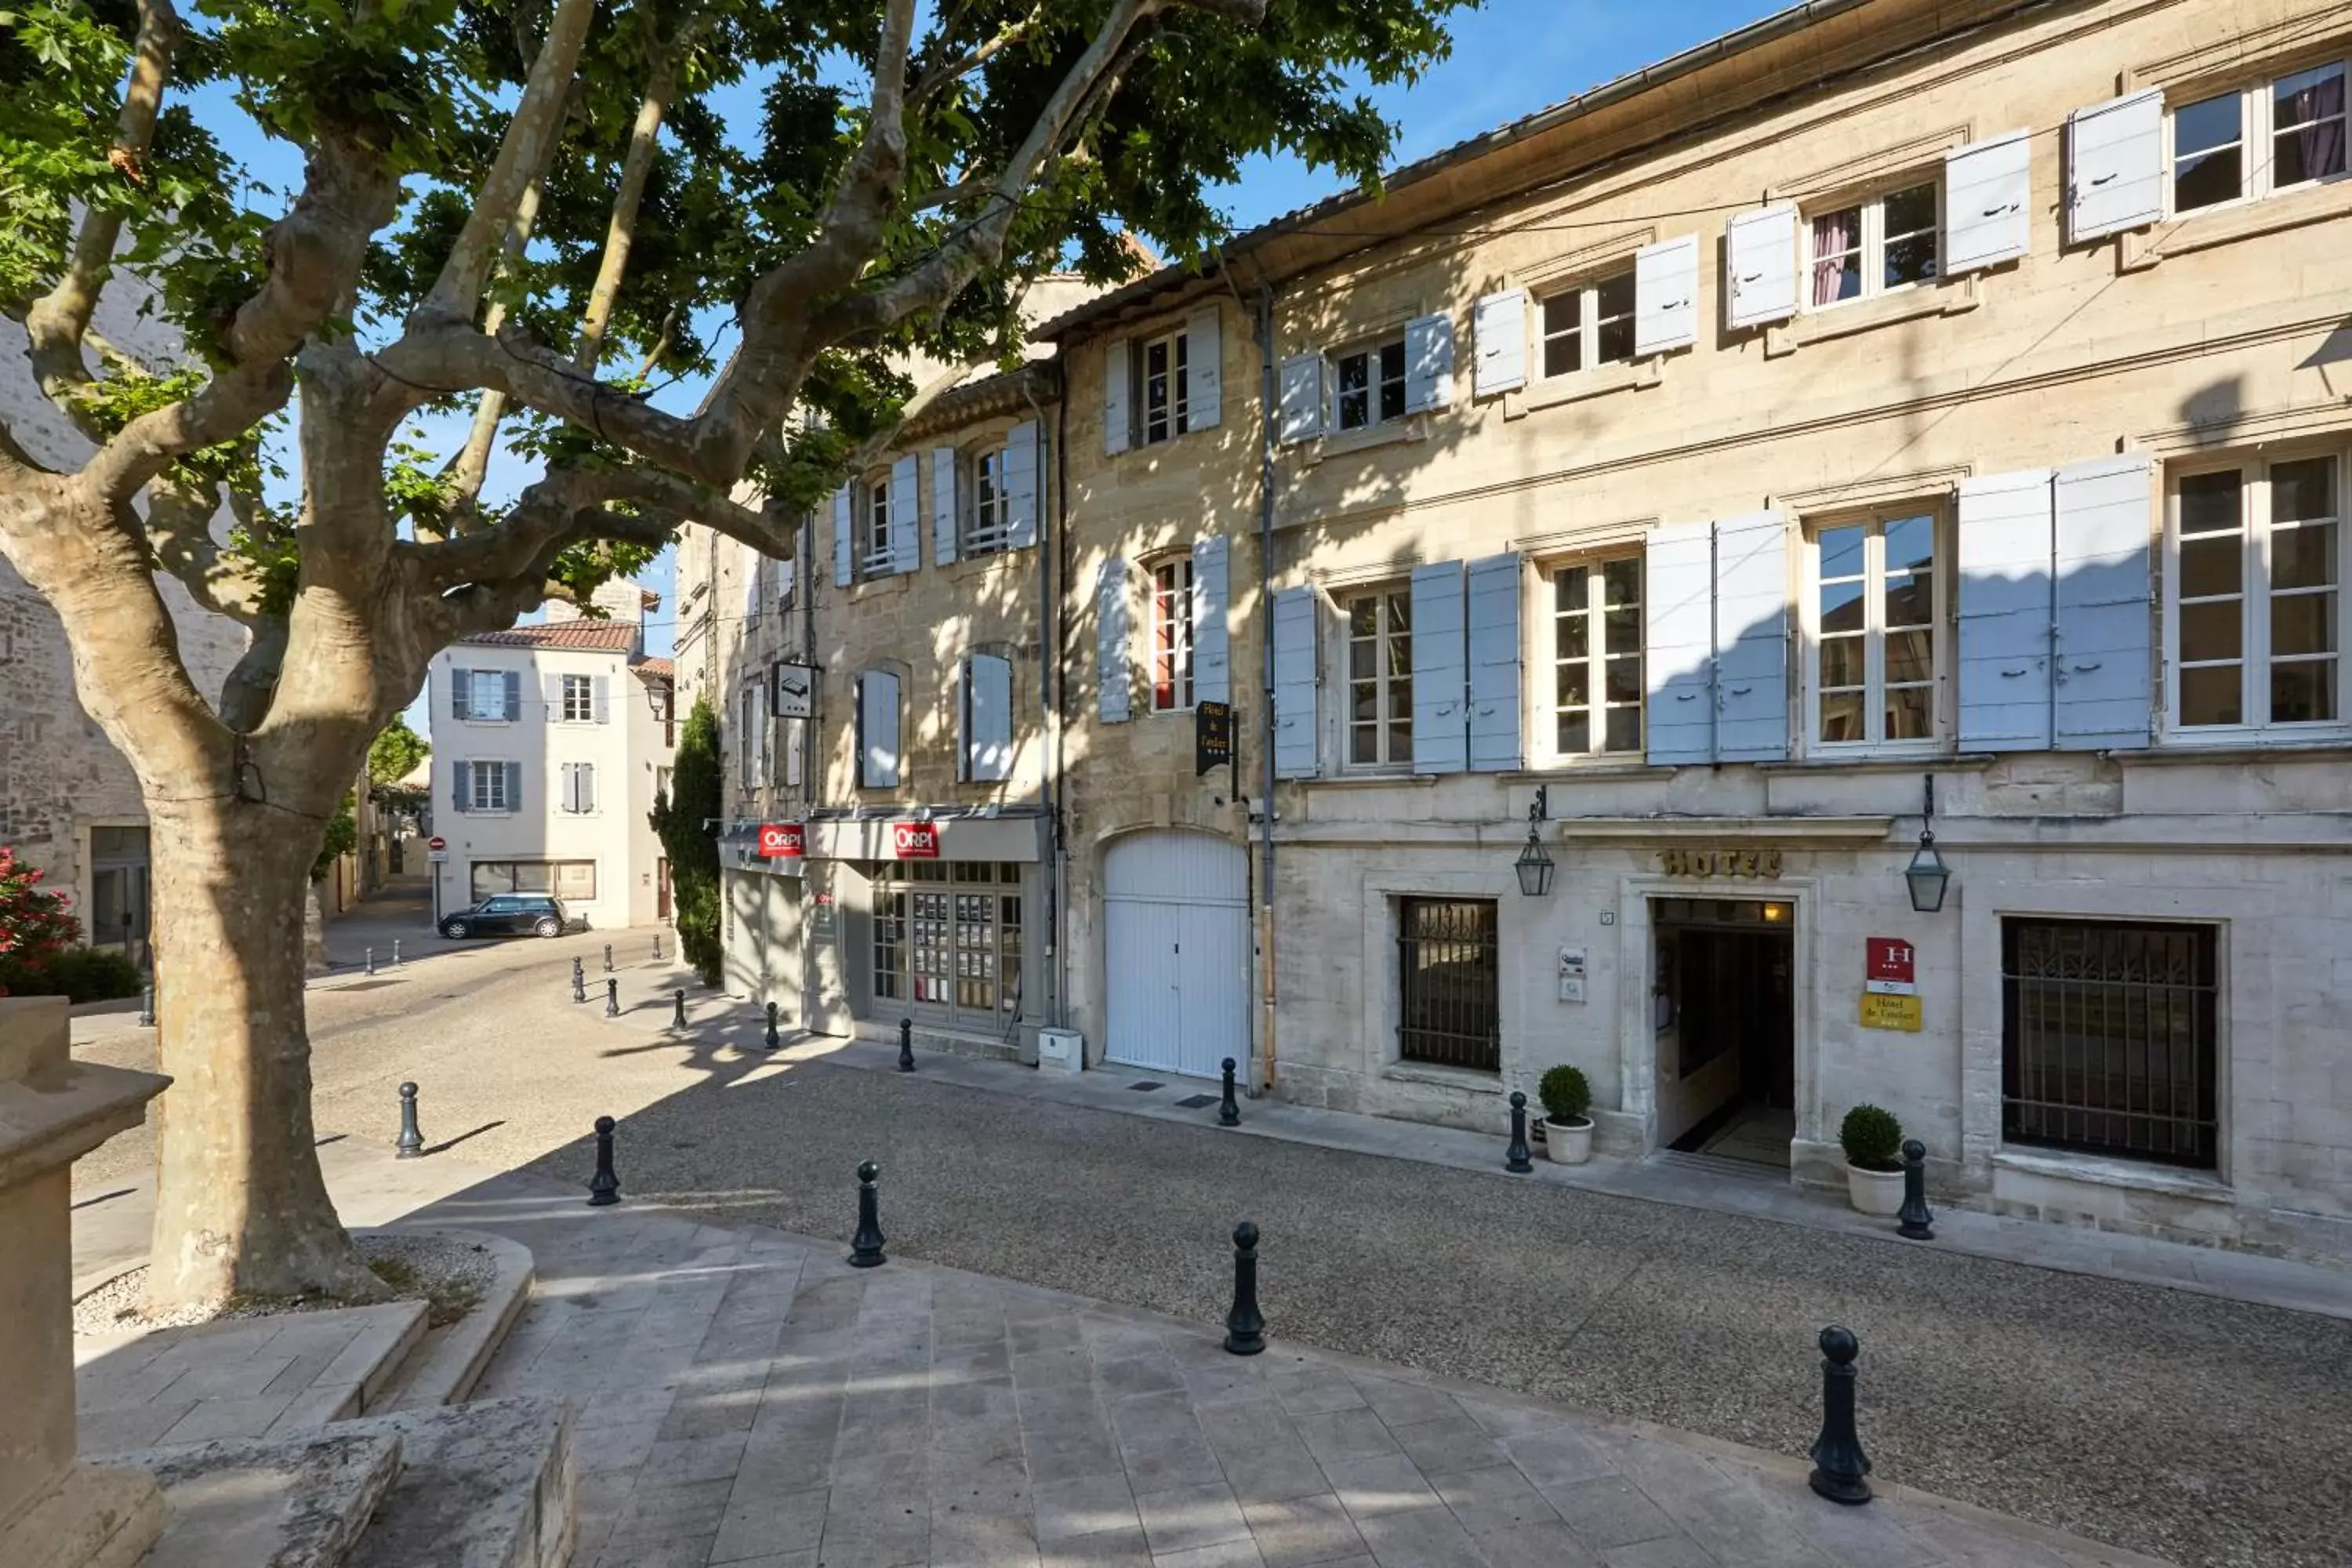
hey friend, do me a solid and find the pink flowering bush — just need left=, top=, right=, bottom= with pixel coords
left=0, top=846, right=85, bottom=997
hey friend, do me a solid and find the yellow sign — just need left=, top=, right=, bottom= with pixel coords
left=1657, top=848, right=1784, bottom=879
left=1860, top=993, right=1922, bottom=1032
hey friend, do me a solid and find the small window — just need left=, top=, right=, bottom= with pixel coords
left=1806, top=180, right=1939, bottom=307
left=1396, top=898, right=1499, bottom=1073
left=1334, top=336, right=1407, bottom=431
left=2167, top=452, right=2345, bottom=735
left=560, top=673, right=593, bottom=723
left=1151, top=557, right=1195, bottom=712
left=1138, top=329, right=1190, bottom=445
left=2171, top=60, right=2347, bottom=216
left=1539, top=270, right=1636, bottom=378
left=966, top=446, right=1009, bottom=555
left=1345, top=590, right=1413, bottom=766
left=1553, top=557, right=1644, bottom=757
left=561, top=761, right=597, bottom=814
left=861, top=474, right=897, bottom=575
left=465, top=671, right=506, bottom=721
left=1810, top=509, right=1944, bottom=750
left=467, top=760, right=510, bottom=811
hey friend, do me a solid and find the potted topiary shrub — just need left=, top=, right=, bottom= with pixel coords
left=1537, top=1065, right=1593, bottom=1165
left=1839, top=1104, right=1905, bottom=1215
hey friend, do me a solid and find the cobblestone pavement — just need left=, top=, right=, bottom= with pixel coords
left=71, top=935, right=2352, bottom=1567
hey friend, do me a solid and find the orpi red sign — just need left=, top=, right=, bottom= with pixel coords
left=892, top=822, right=941, bottom=859
left=1865, top=936, right=1916, bottom=995
left=757, top=822, right=804, bottom=858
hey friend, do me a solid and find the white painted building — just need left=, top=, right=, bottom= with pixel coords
left=425, top=583, right=677, bottom=931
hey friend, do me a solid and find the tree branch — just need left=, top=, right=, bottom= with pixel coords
left=574, top=21, right=698, bottom=375
left=909, top=3, right=1044, bottom=112
left=141, top=481, right=271, bottom=622
left=437, top=179, right=547, bottom=536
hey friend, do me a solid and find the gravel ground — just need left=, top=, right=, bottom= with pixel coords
left=74, top=1232, right=494, bottom=1334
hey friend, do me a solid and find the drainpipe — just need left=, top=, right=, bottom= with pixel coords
left=1252, top=281, right=1280, bottom=1091
left=1022, top=373, right=1065, bottom=1031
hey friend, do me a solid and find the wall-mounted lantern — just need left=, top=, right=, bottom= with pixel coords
left=1514, top=786, right=1555, bottom=898
left=1904, top=774, right=1951, bottom=914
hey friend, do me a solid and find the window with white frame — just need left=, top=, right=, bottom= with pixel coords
left=2169, top=452, right=2343, bottom=733
left=1810, top=509, right=1943, bottom=748
left=738, top=682, right=764, bottom=788
left=1138, top=330, right=1189, bottom=445
left=1345, top=589, right=1413, bottom=765
left=1150, top=557, right=1194, bottom=712
left=1805, top=180, right=1938, bottom=307
left=467, top=760, right=511, bottom=811
left=1334, top=336, right=1406, bottom=430
left=559, top=673, right=593, bottom=722
left=560, top=761, right=597, bottom=814
left=463, top=670, right=507, bottom=721
left=860, top=474, right=897, bottom=575
left=1539, top=269, right=1635, bottom=378
left=966, top=445, right=1009, bottom=555
left=2172, top=60, right=2347, bottom=216
left=1552, top=557, right=1644, bottom=757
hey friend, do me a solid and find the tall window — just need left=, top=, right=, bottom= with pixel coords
left=1540, top=270, right=1635, bottom=377
left=1151, top=557, right=1194, bottom=711
left=1334, top=336, right=1406, bottom=430
left=560, top=761, right=597, bottom=814
left=1553, top=557, right=1643, bottom=757
left=967, top=446, right=1009, bottom=554
left=1813, top=510, right=1940, bottom=748
left=1139, top=329, right=1189, bottom=445
left=871, top=862, right=1025, bottom=1026
left=560, top=673, right=593, bottom=722
left=466, top=760, right=510, bottom=811
left=1396, top=898, right=1499, bottom=1073
left=873, top=876, right=906, bottom=1000
left=861, top=474, right=896, bottom=575
left=1806, top=181, right=1938, bottom=307
left=2172, top=60, right=2347, bottom=216
left=1345, top=590, right=1413, bottom=765
left=739, top=683, right=764, bottom=788
left=2169, top=454, right=2343, bottom=733
left=463, top=670, right=508, bottom=721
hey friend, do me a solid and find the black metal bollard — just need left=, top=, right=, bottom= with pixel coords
left=1218, top=1058, right=1241, bottom=1127
left=849, top=1160, right=887, bottom=1267
left=672, top=988, right=688, bottom=1029
left=1504, top=1091, right=1534, bottom=1174
left=1223, top=1221, right=1265, bottom=1356
left=604, top=978, right=619, bottom=1018
left=652, top=934, right=663, bottom=961
left=572, top=957, right=586, bottom=1003
left=390, top=938, right=402, bottom=967
left=395, top=1082, right=424, bottom=1160
left=365, top=946, right=376, bottom=977
left=1807, top=1326, right=1873, bottom=1505
left=603, top=942, right=614, bottom=973
left=1896, top=1139, right=1936, bottom=1240
left=898, top=1017, right=915, bottom=1072
left=587, top=1116, right=621, bottom=1207
left=138, top=978, right=155, bottom=1028
left=764, top=1002, right=782, bottom=1050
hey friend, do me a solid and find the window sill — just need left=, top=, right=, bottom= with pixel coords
left=1763, top=272, right=1979, bottom=358
left=1993, top=1146, right=2231, bottom=1203
left=2129, top=735, right=2352, bottom=763
left=851, top=572, right=911, bottom=597
left=1799, top=741, right=1950, bottom=765
left=1508, top=760, right=1675, bottom=782
left=2122, top=176, right=2352, bottom=271
left=950, top=545, right=1032, bottom=579
left=1298, top=414, right=1432, bottom=466
left=1296, top=771, right=1438, bottom=789
left=1760, top=752, right=1993, bottom=774
left=1381, top=1062, right=1505, bottom=1097
left=1503, top=358, right=1661, bottom=420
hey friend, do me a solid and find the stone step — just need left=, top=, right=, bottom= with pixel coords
left=131, top=1428, right=403, bottom=1568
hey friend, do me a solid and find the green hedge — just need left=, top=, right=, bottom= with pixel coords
left=0, top=945, right=144, bottom=1003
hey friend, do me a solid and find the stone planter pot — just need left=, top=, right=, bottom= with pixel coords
left=1847, top=1163, right=1904, bottom=1216
left=1544, top=1117, right=1592, bottom=1164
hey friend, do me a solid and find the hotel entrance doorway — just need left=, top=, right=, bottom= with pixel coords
left=1651, top=897, right=1795, bottom=1168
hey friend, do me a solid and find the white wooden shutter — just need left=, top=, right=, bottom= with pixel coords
left=1192, top=535, right=1231, bottom=705
left=887, top=454, right=920, bottom=575
left=832, top=486, right=854, bottom=586
left=1278, top=355, right=1324, bottom=443
left=449, top=667, right=472, bottom=722
left=1404, top=312, right=1454, bottom=412
left=1725, top=205, right=1798, bottom=329
left=2053, top=454, right=2154, bottom=750
left=1096, top=557, right=1132, bottom=724
left=1103, top=339, right=1131, bottom=456
left=931, top=445, right=959, bottom=566
left=1472, top=290, right=1527, bottom=397
left=1713, top=511, right=1790, bottom=763
left=502, top=670, right=521, bottom=721
left=592, top=675, right=610, bottom=724
left=858, top=670, right=902, bottom=786
left=543, top=672, right=563, bottom=717
left=449, top=758, right=470, bottom=812
left=1004, top=419, right=1040, bottom=548
left=1944, top=131, right=2033, bottom=273
left=1271, top=586, right=1320, bottom=779
left=2067, top=89, right=2165, bottom=243
left=971, top=653, right=1014, bottom=782
left=1634, top=235, right=1700, bottom=356
left=1410, top=561, right=1468, bottom=774
left=1186, top=307, right=1222, bottom=430
left=1957, top=468, right=2056, bottom=750
left=1465, top=553, right=1523, bottom=772
left=1644, top=521, right=1717, bottom=766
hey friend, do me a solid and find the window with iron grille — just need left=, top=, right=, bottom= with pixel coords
left=1396, top=898, right=1500, bottom=1073
left=2002, top=919, right=2219, bottom=1169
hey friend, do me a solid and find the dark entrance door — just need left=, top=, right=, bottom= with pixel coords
left=657, top=858, right=672, bottom=920
left=1652, top=898, right=1795, bottom=1167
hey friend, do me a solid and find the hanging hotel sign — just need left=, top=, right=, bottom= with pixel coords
left=1195, top=700, right=1234, bottom=777
left=756, top=822, right=804, bottom=859
left=1657, top=848, right=1784, bottom=879
left=892, top=821, right=941, bottom=859
left=769, top=661, right=818, bottom=720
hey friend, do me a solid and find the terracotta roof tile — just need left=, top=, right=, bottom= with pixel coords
left=459, top=622, right=640, bottom=652
left=633, top=657, right=674, bottom=680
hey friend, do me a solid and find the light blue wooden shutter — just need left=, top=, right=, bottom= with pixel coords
left=1004, top=420, right=1040, bottom=548
left=1404, top=313, right=1454, bottom=412
left=449, top=759, right=470, bottom=812
left=859, top=671, right=902, bottom=786
left=1271, top=586, right=1319, bottom=779
left=1186, top=307, right=1221, bottom=430
left=1725, top=206, right=1798, bottom=329
left=1096, top=558, right=1131, bottom=724
left=1278, top=355, right=1323, bottom=443
left=1192, top=536, right=1231, bottom=705
left=1473, top=291, right=1526, bottom=397
left=1465, top=553, right=1523, bottom=772
left=1103, top=339, right=1131, bottom=456
left=971, top=654, right=1014, bottom=782
left=1945, top=131, right=2033, bottom=273
left=1634, top=235, right=1699, bottom=355
left=832, top=486, right=853, bottom=586
left=887, top=454, right=920, bottom=575
left=502, top=670, right=521, bottom=721
left=450, top=667, right=472, bottom=721
left=1645, top=522, right=1717, bottom=766
left=2067, top=89, right=2165, bottom=243
left=2053, top=454, right=2153, bottom=750
left=1712, top=512, right=1789, bottom=762
left=1957, top=469, right=2056, bottom=750
left=1410, top=561, right=1467, bottom=773
left=931, top=446, right=959, bottom=566
left=592, top=675, right=610, bottom=724
left=503, top=760, right=523, bottom=811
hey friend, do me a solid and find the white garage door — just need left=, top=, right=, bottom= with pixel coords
left=1104, top=833, right=1249, bottom=1079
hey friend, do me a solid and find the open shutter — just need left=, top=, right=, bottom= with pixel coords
left=972, top=654, right=1014, bottom=782
left=1004, top=420, right=1040, bottom=548
left=450, top=759, right=470, bottom=813
left=2067, top=89, right=2165, bottom=244
left=1465, top=553, right=1523, bottom=772
left=1410, top=561, right=1468, bottom=774
left=832, top=486, right=854, bottom=586
left=1957, top=468, right=2056, bottom=750
left=502, top=670, right=521, bottom=721
left=859, top=671, right=902, bottom=786
left=955, top=659, right=971, bottom=782
left=931, top=446, right=960, bottom=566
left=1192, top=536, right=1231, bottom=705
left=581, top=762, right=596, bottom=814
left=503, top=760, right=523, bottom=811
left=1945, top=131, right=2033, bottom=273
left=745, top=549, right=763, bottom=619
left=1645, top=522, right=1718, bottom=766
left=1186, top=307, right=1222, bottom=430
left=1725, top=205, right=1798, bottom=329
left=450, top=667, right=472, bottom=722
left=1096, top=557, right=1132, bottom=724
left=1712, top=512, right=1789, bottom=763
left=887, top=454, right=920, bottom=575
left=543, top=672, right=563, bottom=717
left=1472, top=290, right=1527, bottom=397
left=592, top=675, right=610, bottom=724
left=1634, top=235, right=1700, bottom=356
left=559, top=763, right=578, bottom=813
left=1271, top=587, right=1320, bottom=779
left=1404, top=312, right=1454, bottom=412
left=1103, top=339, right=1131, bottom=456
left=1278, top=355, right=1324, bottom=443
left=2053, top=454, right=2154, bottom=750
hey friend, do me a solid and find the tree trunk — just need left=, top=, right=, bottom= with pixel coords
left=143, top=793, right=387, bottom=1311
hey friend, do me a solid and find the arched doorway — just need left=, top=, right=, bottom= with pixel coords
left=1102, top=832, right=1249, bottom=1079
